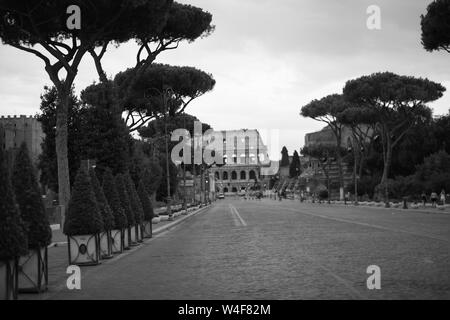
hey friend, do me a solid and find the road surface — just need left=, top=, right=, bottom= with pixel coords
left=47, top=198, right=450, bottom=299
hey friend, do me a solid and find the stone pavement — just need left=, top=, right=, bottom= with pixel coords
left=19, top=205, right=210, bottom=300
left=22, top=198, right=450, bottom=300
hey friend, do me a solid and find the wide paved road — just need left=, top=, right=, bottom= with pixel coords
left=51, top=198, right=450, bottom=299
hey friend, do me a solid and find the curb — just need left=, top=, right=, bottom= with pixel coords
left=152, top=205, right=212, bottom=236
left=47, top=205, right=213, bottom=249
left=280, top=198, right=450, bottom=215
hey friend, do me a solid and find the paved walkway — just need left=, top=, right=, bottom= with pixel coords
left=19, top=205, right=208, bottom=300
left=22, top=198, right=450, bottom=300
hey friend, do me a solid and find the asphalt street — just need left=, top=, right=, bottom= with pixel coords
left=46, top=198, right=450, bottom=300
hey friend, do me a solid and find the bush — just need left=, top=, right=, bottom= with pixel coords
left=125, top=172, right=144, bottom=224
left=137, top=179, right=154, bottom=221
left=89, top=168, right=115, bottom=231
left=63, top=169, right=103, bottom=236
left=102, top=169, right=127, bottom=229
left=12, top=143, right=52, bottom=249
left=115, top=174, right=135, bottom=227
left=0, top=138, right=28, bottom=260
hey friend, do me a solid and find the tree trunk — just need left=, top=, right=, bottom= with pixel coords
left=55, top=86, right=71, bottom=225
left=381, top=137, right=392, bottom=207
left=335, top=138, right=344, bottom=200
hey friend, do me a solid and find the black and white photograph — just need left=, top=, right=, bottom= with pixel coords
left=0, top=0, right=450, bottom=310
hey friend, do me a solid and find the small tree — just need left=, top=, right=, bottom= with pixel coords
left=115, top=174, right=135, bottom=227
left=0, top=132, right=28, bottom=260
left=125, top=173, right=144, bottom=225
left=12, top=143, right=51, bottom=249
left=137, top=179, right=154, bottom=221
left=421, top=0, right=450, bottom=54
left=89, top=168, right=114, bottom=232
left=63, top=169, right=103, bottom=236
left=280, top=146, right=290, bottom=167
left=289, top=150, right=302, bottom=178
left=102, top=169, right=127, bottom=230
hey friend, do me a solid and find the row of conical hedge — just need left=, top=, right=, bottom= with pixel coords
left=63, top=167, right=155, bottom=236
left=0, top=142, right=52, bottom=261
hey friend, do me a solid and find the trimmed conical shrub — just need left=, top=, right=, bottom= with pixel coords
left=115, top=174, right=134, bottom=227
left=12, top=143, right=51, bottom=249
left=0, top=138, right=28, bottom=260
left=137, top=179, right=154, bottom=222
left=89, top=168, right=114, bottom=231
left=125, top=173, right=144, bottom=224
left=63, top=168, right=103, bottom=236
left=102, top=169, right=127, bottom=229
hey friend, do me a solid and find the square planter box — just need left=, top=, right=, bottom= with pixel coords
left=100, top=231, right=113, bottom=259
left=0, top=259, right=18, bottom=300
left=123, top=228, right=130, bottom=250
left=110, top=229, right=123, bottom=254
left=129, top=226, right=138, bottom=246
left=136, top=224, right=144, bottom=243
left=18, top=247, right=48, bottom=293
left=142, top=221, right=152, bottom=239
left=67, top=234, right=101, bottom=266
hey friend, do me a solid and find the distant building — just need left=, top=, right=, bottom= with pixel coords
left=302, top=125, right=357, bottom=197
left=304, top=125, right=355, bottom=148
left=0, top=115, right=44, bottom=164
left=209, top=129, right=271, bottom=194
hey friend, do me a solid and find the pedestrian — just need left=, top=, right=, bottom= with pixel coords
left=440, top=189, right=446, bottom=206
left=430, top=191, right=438, bottom=208
left=421, top=192, right=427, bottom=207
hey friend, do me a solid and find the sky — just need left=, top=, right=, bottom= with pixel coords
left=0, top=0, right=449, bottom=160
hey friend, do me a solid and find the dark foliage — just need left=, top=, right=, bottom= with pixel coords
left=36, top=86, right=84, bottom=192
left=421, top=0, right=450, bottom=53
left=280, top=146, right=290, bottom=167
left=0, top=128, right=28, bottom=260
left=102, top=169, right=127, bottom=229
left=89, top=168, right=114, bottom=231
left=80, top=82, right=132, bottom=176
left=289, top=150, right=301, bottom=178
left=125, top=172, right=144, bottom=224
left=137, top=179, right=155, bottom=221
left=63, top=169, right=103, bottom=236
left=115, top=174, right=135, bottom=227
left=12, top=143, right=51, bottom=249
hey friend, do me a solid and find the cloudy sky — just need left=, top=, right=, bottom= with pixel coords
left=0, top=0, right=449, bottom=160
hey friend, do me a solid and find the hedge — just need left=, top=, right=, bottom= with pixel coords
left=89, top=168, right=115, bottom=231
left=137, top=179, right=154, bottom=221
left=12, top=143, right=51, bottom=249
left=115, top=174, right=135, bottom=227
left=0, top=137, right=28, bottom=260
left=125, top=173, right=144, bottom=225
left=63, top=168, right=104, bottom=236
left=102, top=169, right=127, bottom=229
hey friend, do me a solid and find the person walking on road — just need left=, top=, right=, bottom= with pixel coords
left=431, top=191, right=438, bottom=207
left=440, top=190, right=446, bottom=206
left=421, top=192, right=427, bottom=207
